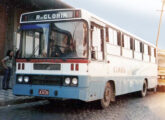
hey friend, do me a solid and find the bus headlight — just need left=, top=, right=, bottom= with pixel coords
left=24, top=76, right=29, bottom=83
left=65, top=77, right=71, bottom=85
left=18, top=76, right=23, bottom=83
left=72, top=78, right=78, bottom=85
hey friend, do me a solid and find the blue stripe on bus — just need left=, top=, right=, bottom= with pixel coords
left=13, top=84, right=89, bottom=101
left=13, top=75, right=157, bottom=101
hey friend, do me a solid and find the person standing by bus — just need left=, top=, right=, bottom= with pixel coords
left=1, top=50, right=14, bottom=90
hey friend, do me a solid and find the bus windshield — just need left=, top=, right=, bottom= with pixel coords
left=20, top=21, right=88, bottom=59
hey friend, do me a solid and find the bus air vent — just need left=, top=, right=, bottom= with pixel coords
left=33, top=64, right=61, bottom=70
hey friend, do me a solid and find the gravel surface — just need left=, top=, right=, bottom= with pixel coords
left=0, top=92, right=165, bottom=120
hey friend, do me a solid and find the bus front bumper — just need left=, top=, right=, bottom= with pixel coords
left=13, top=84, right=89, bottom=101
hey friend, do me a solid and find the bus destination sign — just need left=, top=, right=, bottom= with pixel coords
left=21, top=10, right=80, bottom=23
left=36, top=12, right=68, bottom=20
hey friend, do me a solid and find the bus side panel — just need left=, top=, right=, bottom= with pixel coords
left=114, top=76, right=144, bottom=96
left=86, top=76, right=106, bottom=101
left=87, top=76, right=144, bottom=99
left=88, top=54, right=157, bottom=98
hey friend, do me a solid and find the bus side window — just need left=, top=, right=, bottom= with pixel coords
left=117, top=31, right=121, bottom=46
left=148, top=46, right=151, bottom=56
left=150, top=47, right=154, bottom=57
left=106, top=27, right=109, bottom=42
left=144, top=44, right=148, bottom=55
left=108, top=28, right=118, bottom=45
left=140, top=42, right=144, bottom=53
left=135, top=40, right=140, bottom=52
left=91, top=25, right=104, bottom=61
left=154, top=48, right=156, bottom=58
left=101, top=29, right=104, bottom=53
left=91, top=25, right=96, bottom=60
left=123, top=34, right=131, bottom=49
left=130, top=38, right=134, bottom=50
left=122, top=34, right=124, bottom=47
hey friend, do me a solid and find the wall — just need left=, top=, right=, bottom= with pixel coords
left=0, top=4, right=7, bottom=60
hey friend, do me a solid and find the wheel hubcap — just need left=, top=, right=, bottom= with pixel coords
left=104, top=87, right=110, bottom=102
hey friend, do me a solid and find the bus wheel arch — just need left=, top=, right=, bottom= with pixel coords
left=145, top=78, right=148, bottom=89
left=99, top=80, right=116, bottom=109
left=108, top=80, right=116, bottom=102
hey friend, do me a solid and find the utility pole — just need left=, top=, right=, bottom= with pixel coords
left=156, top=0, right=165, bottom=48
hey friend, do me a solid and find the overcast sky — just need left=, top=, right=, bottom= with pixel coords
left=62, top=0, right=165, bottom=49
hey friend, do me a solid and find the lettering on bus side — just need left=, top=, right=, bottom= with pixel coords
left=113, top=67, right=126, bottom=73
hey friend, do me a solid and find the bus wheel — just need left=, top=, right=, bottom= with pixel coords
left=139, top=80, right=147, bottom=97
left=100, top=82, right=112, bottom=109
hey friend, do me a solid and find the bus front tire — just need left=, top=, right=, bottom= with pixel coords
left=139, top=80, right=147, bottom=97
left=100, top=82, right=113, bottom=109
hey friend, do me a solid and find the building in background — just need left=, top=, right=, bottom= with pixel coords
left=0, top=0, right=71, bottom=60
left=0, top=0, right=71, bottom=74
left=158, top=49, right=165, bottom=87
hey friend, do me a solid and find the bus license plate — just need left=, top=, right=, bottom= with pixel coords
left=39, top=89, right=49, bottom=95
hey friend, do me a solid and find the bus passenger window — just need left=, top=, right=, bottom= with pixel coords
left=135, top=40, right=140, bottom=52
left=117, top=32, right=121, bottom=46
left=151, top=47, right=154, bottom=57
left=91, top=46, right=97, bottom=60
left=140, top=42, right=144, bottom=53
left=101, top=29, right=104, bottom=52
left=154, top=48, right=156, bottom=57
left=144, top=44, right=148, bottom=55
left=122, top=34, right=124, bottom=47
left=148, top=46, right=151, bottom=56
left=108, top=28, right=118, bottom=45
left=106, top=27, right=109, bottom=42
left=130, top=38, right=134, bottom=50
left=91, top=25, right=104, bottom=61
left=123, top=35, right=130, bottom=49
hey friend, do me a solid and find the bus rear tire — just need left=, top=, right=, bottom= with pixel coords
left=139, top=80, right=147, bottom=97
left=100, top=82, right=113, bottom=109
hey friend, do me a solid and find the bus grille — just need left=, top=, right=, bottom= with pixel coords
left=29, top=75, right=63, bottom=86
left=33, top=64, right=61, bottom=70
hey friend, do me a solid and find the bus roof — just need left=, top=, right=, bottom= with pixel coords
left=20, top=8, right=156, bottom=48
left=83, top=9, right=156, bottom=48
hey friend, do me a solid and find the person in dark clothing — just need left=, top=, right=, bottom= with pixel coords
left=1, top=50, right=14, bottom=90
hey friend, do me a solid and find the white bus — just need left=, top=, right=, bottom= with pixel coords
left=13, top=9, right=157, bottom=108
